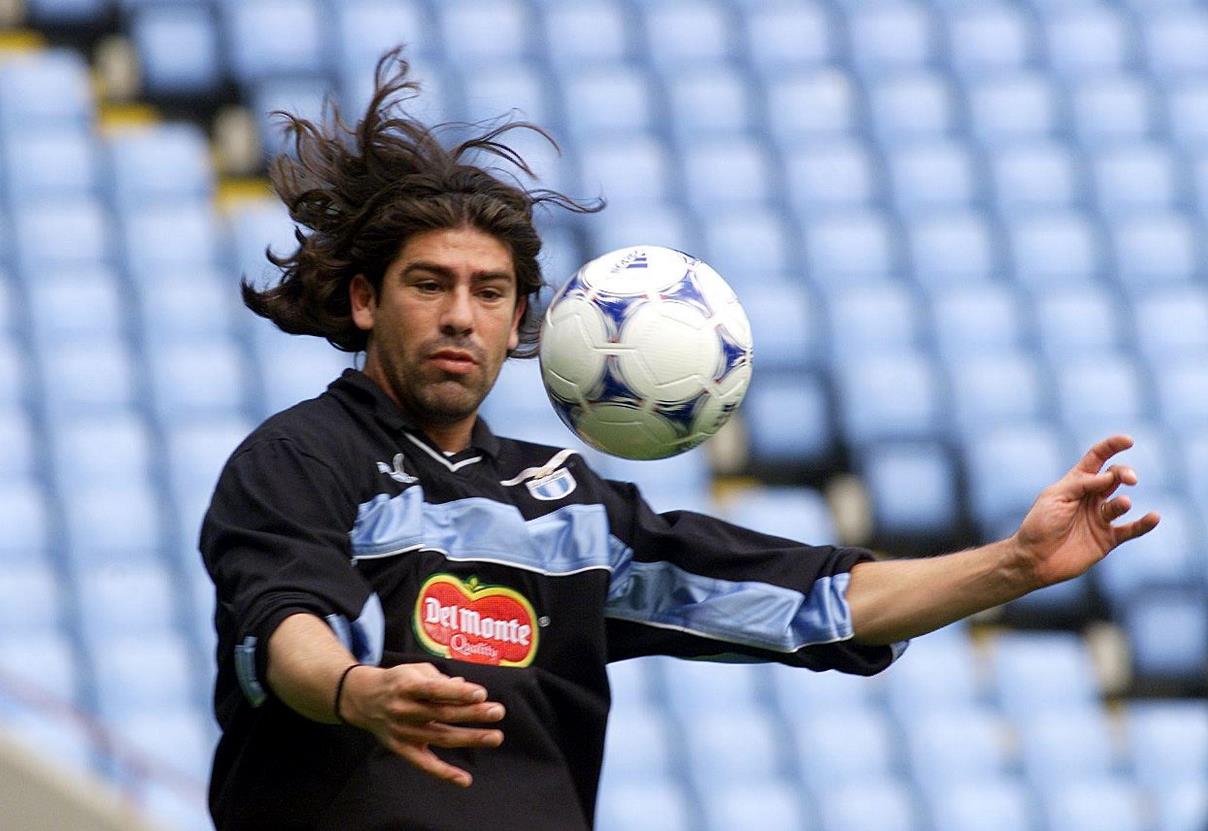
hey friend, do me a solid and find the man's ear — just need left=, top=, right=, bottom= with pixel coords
left=508, top=296, right=527, bottom=352
left=350, top=274, right=376, bottom=332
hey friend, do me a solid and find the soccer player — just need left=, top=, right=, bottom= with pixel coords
left=202, top=52, right=1159, bottom=830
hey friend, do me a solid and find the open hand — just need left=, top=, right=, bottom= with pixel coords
left=339, top=662, right=505, bottom=787
left=1012, top=435, right=1161, bottom=589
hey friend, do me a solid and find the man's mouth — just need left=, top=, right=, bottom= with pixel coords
left=429, top=349, right=478, bottom=375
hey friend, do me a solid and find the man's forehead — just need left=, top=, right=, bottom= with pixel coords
left=394, top=227, right=516, bottom=279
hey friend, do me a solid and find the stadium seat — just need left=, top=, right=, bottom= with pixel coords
left=963, top=422, right=1066, bottom=531
left=990, top=141, right=1081, bottom=216
left=0, top=337, right=28, bottom=408
left=783, top=139, right=878, bottom=216
left=225, top=198, right=298, bottom=285
left=0, top=563, right=64, bottom=635
left=681, top=709, right=784, bottom=791
left=541, top=2, right=631, bottom=68
left=225, top=0, right=326, bottom=84
left=605, top=656, right=662, bottom=712
left=867, top=73, right=957, bottom=144
left=965, top=73, right=1060, bottom=146
left=803, top=211, right=898, bottom=288
left=2, top=129, right=98, bottom=201
left=122, top=202, right=222, bottom=274
left=13, top=199, right=113, bottom=276
left=600, top=709, right=677, bottom=781
left=460, top=61, right=553, bottom=126
left=1041, top=778, right=1148, bottom=831
left=664, top=67, right=755, bottom=141
left=0, top=408, right=36, bottom=481
left=1124, top=589, right=1208, bottom=680
left=1006, top=210, right=1103, bottom=286
left=252, top=325, right=354, bottom=417
left=40, top=340, right=139, bottom=415
left=1031, top=283, right=1126, bottom=361
left=904, top=706, right=1013, bottom=793
left=880, top=633, right=979, bottom=722
left=723, top=486, right=837, bottom=545
left=1044, top=7, right=1134, bottom=78
left=0, top=50, right=94, bottom=133
left=0, top=704, right=96, bottom=776
left=589, top=205, right=698, bottom=261
left=164, top=417, right=252, bottom=526
left=339, top=57, right=453, bottom=127
left=252, top=78, right=336, bottom=159
left=741, top=372, right=833, bottom=467
left=26, top=269, right=125, bottom=345
left=0, top=632, right=82, bottom=705
left=1127, top=700, right=1208, bottom=788
left=438, top=0, right=533, bottom=65
left=837, top=350, right=944, bottom=447
left=1096, top=493, right=1204, bottom=607
left=927, top=777, right=1037, bottom=831
left=844, top=2, right=935, bottom=78
left=767, top=659, right=880, bottom=716
left=765, top=70, right=859, bottom=143
left=1153, top=781, right=1208, bottom=831
left=944, top=4, right=1036, bottom=78
left=1167, top=82, right=1208, bottom=150
left=595, top=777, right=694, bottom=831
left=1182, top=428, right=1208, bottom=509
left=825, top=282, right=920, bottom=366
left=90, top=631, right=198, bottom=721
left=640, top=0, right=735, bottom=71
left=0, top=479, right=51, bottom=566
left=561, top=65, right=657, bottom=140
left=793, top=709, right=897, bottom=789
left=1052, top=354, right=1151, bottom=427
left=148, top=341, right=250, bottom=421
left=1143, top=9, right=1208, bottom=83
left=131, top=4, right=222, bottom=96
left=681, top=137, right=775, bottom=212
left=576, top=135, right=674, bottom=208
left=990, top=631, right=1099, bottom=720
left=1154, top=360, right=1208, bottom=431
left=929, top=283, right=1026, bottom=363
left=905, top=212, right=999, bottom=287
left=137, top=272, right=238, bottom=343
left=946, top=351, right=1049, bottom=435
left=110, top=707, right=215, bottom=784
left=1017, top=708, right=1116, bottom=789
left=64, top=483, right=165, bottom=569
left=1070, top=76, right=1158, bottom=148
left=75, top=562, right=178, bottom=639
left=743, top=2, right=833, bottom=75
left=886, top=141, right=978, bottom=216
left=700, top=208, right=795, bottom=290
left=1132, top=287, right=1208, bottom=362
left=107, top=123, right=213, bottom=208
left=331, top=0, right=435, bottom=77
left=816, top=778, right=920, bottom=831
left=1091, top=143, right=1180, bottom=218
left=700, top=780, right=810, bottom=831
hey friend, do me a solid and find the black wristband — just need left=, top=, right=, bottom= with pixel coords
left=334, top=663, right=363, bottom=725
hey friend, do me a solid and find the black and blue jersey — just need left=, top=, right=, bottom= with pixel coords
left=202, top=369, right=903, bottom=830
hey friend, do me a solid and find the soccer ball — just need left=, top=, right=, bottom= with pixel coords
left=538, top=245, right=754, bottom=460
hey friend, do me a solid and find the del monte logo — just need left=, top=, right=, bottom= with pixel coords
left=414, top=574, right=539, bottom=667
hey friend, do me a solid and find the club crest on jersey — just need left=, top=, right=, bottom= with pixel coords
left=414, top=574, right=538, bottom=667
left=526, top=467, right=576, bottom=501
left=376, top=453, right=418, bottom=484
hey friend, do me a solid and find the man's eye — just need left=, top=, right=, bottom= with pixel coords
left=479, top=289, right=504, bottom=301
left=415, top=282, right=441, bottom=293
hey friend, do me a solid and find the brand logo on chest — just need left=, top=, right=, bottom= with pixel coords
left=413, top=574, right=539, bottom=667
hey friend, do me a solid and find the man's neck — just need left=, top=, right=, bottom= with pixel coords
left=359, top=364, right=475, bottom=454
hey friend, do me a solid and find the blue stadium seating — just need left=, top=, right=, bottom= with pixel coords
left=595, top=777, right=694, bottom=831
left=0, top=563, right=64, bottom=636
left=906, top=212, right=999, bottom=287
left=990, top=141, right=1081, bottom=216
left=723, top=486, right=837, bottom=544
left=682, top=137, right=776, bottom=212
left=122, top=202, right=223, bottom=274
left=765, top=70, right=859, bottom=144
left=75, top=563, right=178, bottom=639
left=148, top=341, right=249, bottom=421
left=826, top=281, right=923, bottom=363
left=881, top=634, right=979, bottom=722
left=837, top=350, right=944, bottom=447
left=1006, top=210, right=1103, bottom=286
left=599, top=709, right=677, bottom=780
left=0, top=480, right=51, bottom=566
left=887, top=141, right=978, bottom=216
left=137, top=273, right=238, bottom=342
left=438, top=0, right=534, bottom=66
left=990, top=632, right=1100, bottom=720
left=0, top=50, right=94, bottom=133
left=90, top=631, right=198, bottom=721
left=700, top=208, right=795, bottom=289
left=2, top=129, right=98, bottom=202
left=1092, top=143, right=1181, bottom=217
left=131, top=4, right=222, bottom=96
left=459, top=61, right=552, bottom=126
left=766, top=659, right=879, bottom=716
left=26, top=269, right=125, bottom=345
left=742, top=372, right=833, bottom=467
left=700, top=780, right=810, bottom=831
left=1143, top=10, right=1208, bottom=83
left=1166, top=82, right=1208, bottom=150
left=742, top=2, right=833, bottom=75
left=927, top=778, right=1037, bottom=831
left=946, top=351, right=1049, bottom=436
left=26, top=0, right=108, bottom=24
left=845, top=2, right=936, bottom=79
left=576, top=135, right=675, bottom=207
left=1017, top=708, right=1116, bottom=789
left=1154, top=361, right=1208, bottom=432
left=1052, top=355, right=1151, bottom=427
left=783, top=139, right=878, bottom=216
left=904, top=706, right=1013, bottom=794
left=252, top=77, right=334, bottom=159
left=590, top=205, right=699, bottom=261
left=803, top=211, right=898, bottom=288
left=1041, top=778, right=1148, bottom=831
left=816, top=778, right=920, bottom=831
left=107, top=124, right=215, bottom=208
left=1124, top=589, right=1208, bottom=679
left=1032, top=283, right=1126, bottom=361
left=793, top=708, right=898, bottom=789
left=225, top=0, right=326, bottom=85
left=665, top=67, right=755, bottom=140
left=681, top=709, right=784, bottom=791
left=13, top=199, right=114, bottom=276
left=1044, top=7, right=1134, bottom=79
left=331, top=0, right=435, bottom=77
left=944, top=4, right=1036, bottom=79
left=0, top=408, right=36, bottom=481
left=965, top=73, right=1060, bottom=147
left=1153, top=780, right=1208, bottom=831
left=0, top=632, right=82, bottom=706
left=1132, top=287, right=1208, bottom=361
left=541, top=2, right=631, bottom=69
left=929, top=283, right=1027, bottom=363
left=867, top=73, right=957, bottom=144
left=640, top=1, right=736, bottom=71
left=1071, top=75, right=1156, bottom=150
left=1127, top=701, right=1208, bottom=788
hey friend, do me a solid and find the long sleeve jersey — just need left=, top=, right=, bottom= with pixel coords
left=201, top=369, right=903, bottom=830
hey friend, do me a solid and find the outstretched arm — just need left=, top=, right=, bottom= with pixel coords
left=847, top=435, right=1161, bottom=645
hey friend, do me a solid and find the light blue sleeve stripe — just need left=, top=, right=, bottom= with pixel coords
left=605, top=561, right=856, bottom=653
left=234, top=635, right=266, bottom=707
left=350, top=488, right=624, bottom=576
left=325, top=593, right=385, bottom=666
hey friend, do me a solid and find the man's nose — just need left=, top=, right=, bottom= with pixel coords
left=439, top=286, right=474, bottom=336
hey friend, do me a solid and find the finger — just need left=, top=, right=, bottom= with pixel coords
left=1072, top=464, right=1137, bottom=498
left=395, top=668, right=489, bottom=704
left=1099, top=495, right=1132, bottom=523
left=1073, top=435, right=1134, bottom=475
left=1112, top=511, right=1161, bottom=546
left=397, top=722, right=505, bottom=750
left=399, top=700, right=505, bottom=725
left=391, top=741, right=474, bottom=788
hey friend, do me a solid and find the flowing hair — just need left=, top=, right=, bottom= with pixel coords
left=241, top=48, right=600, bottom=357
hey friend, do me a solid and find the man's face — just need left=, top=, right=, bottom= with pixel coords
left=351, top=226, right=524, bottom=428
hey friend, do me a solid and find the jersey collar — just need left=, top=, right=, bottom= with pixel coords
left=329, top=369, right=502, bottom=460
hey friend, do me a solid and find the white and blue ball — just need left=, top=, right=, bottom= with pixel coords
left=538, top=245, right=753, bottom=460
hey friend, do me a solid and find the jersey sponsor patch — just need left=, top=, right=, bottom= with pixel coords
left=414, top=574, right=539, bottom=667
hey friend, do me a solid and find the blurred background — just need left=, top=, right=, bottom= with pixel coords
left=0, top=0, right=1205, bottom=829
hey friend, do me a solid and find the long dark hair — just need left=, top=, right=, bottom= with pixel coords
left=241, top=48, right=599, bottom=357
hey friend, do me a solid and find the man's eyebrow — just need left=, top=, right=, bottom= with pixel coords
left=402, top=262, right=515, bottom=283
